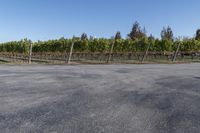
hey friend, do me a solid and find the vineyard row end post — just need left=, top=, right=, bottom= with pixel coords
left=28, top=42, right=33, bottom=64
left=172, top=42, right=181, bottom=62
left=107, top=41, right=114, bottom=64
left=67, top=41, right=74, bottom=64
left=141, top=43, right=151, bottom=63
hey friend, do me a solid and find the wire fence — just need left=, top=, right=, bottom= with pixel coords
left=0, top=51, right=200, bottom=64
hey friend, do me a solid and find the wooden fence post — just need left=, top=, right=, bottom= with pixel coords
left=172, top=42, right=181, bottom=62
left=67, top=41, right=74, bottom=64
left=107, top=41, right=114, bottom=64
left=28, top=42, right=33, bottom=64
left=141, top=43, right=151, bottom=63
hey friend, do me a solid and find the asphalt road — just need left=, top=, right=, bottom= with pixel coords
left=0, top=64, right=200, bottom=133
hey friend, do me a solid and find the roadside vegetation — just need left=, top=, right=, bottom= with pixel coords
left=0, top=22, right=200, bottom=53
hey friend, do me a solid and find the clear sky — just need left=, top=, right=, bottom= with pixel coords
left=0, top=0, right=200, bottom=42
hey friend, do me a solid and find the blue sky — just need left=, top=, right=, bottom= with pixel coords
left=0, top=0, right=200, bottom=42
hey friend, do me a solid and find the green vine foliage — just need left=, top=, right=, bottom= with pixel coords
left=1, top=37, right=200, bottom=53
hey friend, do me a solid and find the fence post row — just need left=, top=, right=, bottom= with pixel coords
left=67, top=41, right=74, bottom=64
left=3, top=40, right=198, bottom=64
left=28, top=42, right=33, bottom=64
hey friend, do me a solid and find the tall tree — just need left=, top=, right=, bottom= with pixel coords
left=161, top=26, right=174, bottom=41
left=148, top=34, right=155, bottom=41
left=195, top=29, right=200, bottom=40
left=128, top=21, right=146, bottom=40
left=81, top=33, right=88, bottom=40
left=115, top=31, right=122, bottom=40
left=89, top=36, right=94, bottom=41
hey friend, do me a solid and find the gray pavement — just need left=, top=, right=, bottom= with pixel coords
left=0, top=64, right=200, bottom=133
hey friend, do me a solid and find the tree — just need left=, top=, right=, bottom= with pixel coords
left=148, top=34, right=155, bottom=51
left=148, top=34, right=155, bottom=41
left=195, top=29, right=200, bottom=40
left=89, top=36, right=94, bottom=41
left=161, top=26, right=174, bottom=41
left=128, top=21, right=146, bottom=40
left=81, top=33, right=88, bottom=40
left=114, top=31, right=122, bottom=40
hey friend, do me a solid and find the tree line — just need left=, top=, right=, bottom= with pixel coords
left=0, top=21, right=200, bottom=53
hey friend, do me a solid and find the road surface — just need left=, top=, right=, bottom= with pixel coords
left=0, top=64, right=200, bottom=133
